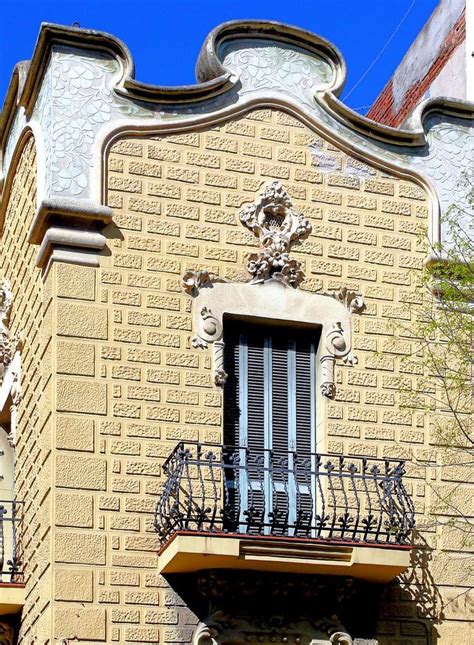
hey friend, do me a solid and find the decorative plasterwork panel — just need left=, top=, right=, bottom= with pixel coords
left=407, top=115, right=474, bottom=242
left=39, top=48, right=154, bottom=198
left=221, top=38, right=333, bottom=109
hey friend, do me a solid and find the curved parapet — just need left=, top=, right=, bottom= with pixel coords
left=0, top=19, right=472, bottom=263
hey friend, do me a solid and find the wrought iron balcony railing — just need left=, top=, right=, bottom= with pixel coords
left=155, top=442, right=415, bottom=546
left=0, top=500, right=23, bottom=583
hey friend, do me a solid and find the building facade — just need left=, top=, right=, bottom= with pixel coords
left=368, top=0, right=473, bottom=126
left=0, top=18, right=472, bottom=645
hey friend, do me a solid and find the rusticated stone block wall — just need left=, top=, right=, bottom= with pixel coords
left=3, top=109, right=471, bottom=643
left=0, top=137, right=53, bottom=642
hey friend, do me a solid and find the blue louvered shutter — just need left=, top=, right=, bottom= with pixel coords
left=224, top=320, right=318, bottom=536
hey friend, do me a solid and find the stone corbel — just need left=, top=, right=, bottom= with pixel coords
left=191, top=305, right=227, bottom=386
left=320, top=322, right=359, bottom=399
left=7, top=368, right=22, bottom=447
left=27, top=197, right=112, bottom=272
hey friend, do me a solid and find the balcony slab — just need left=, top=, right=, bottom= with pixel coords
left=158, top=531, right=411, bottom=583
left=0, top=583, right=24, bottom=615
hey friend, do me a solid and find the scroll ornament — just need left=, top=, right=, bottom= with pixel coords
left=191, top=306, right=227, bottom=386
left=319, top=287, right=365, bottom=399
left=7, top=370, right=22, bottom=447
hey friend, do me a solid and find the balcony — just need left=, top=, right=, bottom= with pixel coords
left=155, top=442, right=415, bottom=583
left=0, top=500, right=24, bottom=615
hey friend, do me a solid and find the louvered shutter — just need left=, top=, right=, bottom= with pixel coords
left=270, top=332, right=290, bottom=534
left=294, top=336, right=316, bottom=534
left=224, top=320, right=318, bottom=536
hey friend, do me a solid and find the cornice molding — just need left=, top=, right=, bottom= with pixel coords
left=28, top=198, right=112, bottom=272
left=2, top=19, right=472, bottom=156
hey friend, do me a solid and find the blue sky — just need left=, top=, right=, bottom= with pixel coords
left=0, top=0, right=439, bottom=114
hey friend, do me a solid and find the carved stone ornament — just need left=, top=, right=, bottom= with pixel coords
left=182, top=270, right=228, bottom=296
left=182, top=183, right=364, bottom=394
left=0, top=279, right=23, bottom=379
left=191, top=306, right=227, bottom=386
left=239, top=181, right=312, bottom=287
left=329, top=286, right=365, bottom=315
left=320, top=322, right=358, bottom=400
left=193, top=622, right=218, bottom=645
left=7, top=369, right=22, bottom=448
left=318, top=287, right=364, bottom=398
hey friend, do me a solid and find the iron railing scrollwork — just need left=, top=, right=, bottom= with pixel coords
left=155, top=442, right=415, bottom=546
left=0, top=500, right=23, bottom=583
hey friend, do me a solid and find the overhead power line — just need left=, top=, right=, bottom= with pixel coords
left=342, top=0, right=417, bottom=102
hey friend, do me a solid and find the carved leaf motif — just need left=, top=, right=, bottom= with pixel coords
left=48, top=52, right=154, bottom=197
left=325, top=286, right=365, bottom=315
left=182, top=270, right=227, bottom=295
left=222, top=41, right=332, bottom=108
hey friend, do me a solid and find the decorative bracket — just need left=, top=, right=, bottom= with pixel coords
left=7, top=369, right=22, bottom=447
left=182, top=270, right=228, bottom=296
left=318, top=286, right=364, bottom=398
left=191, top=304, right=227, bottom=386
left=239, top=180, right=312, bottom=287
left=326, top=286, right=365, bottom=315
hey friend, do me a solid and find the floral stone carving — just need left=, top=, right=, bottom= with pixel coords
left=182, top=270, right=227, bottom=296
left=327, top=286, right=365, bottom=315
left=239, top=181, right=312, bottom=287
left=0, top=279, right=22, bottom=379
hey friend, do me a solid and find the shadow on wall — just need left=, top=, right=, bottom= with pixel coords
left=166, top=569, right=383, bottom=643
left=162, top=532, right=447, bottom=644
left=377, top=530, right=443, bottom=644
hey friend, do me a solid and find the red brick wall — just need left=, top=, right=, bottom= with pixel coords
left=367, top=10, right=466, bottom=127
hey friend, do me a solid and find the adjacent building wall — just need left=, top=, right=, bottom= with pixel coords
left=368, top=0, right=469, bottom=126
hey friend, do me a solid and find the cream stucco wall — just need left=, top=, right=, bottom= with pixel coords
left=0, top=107, right=471, bottom=643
